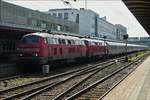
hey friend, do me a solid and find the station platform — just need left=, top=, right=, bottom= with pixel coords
left=102, top=55, right=150, bottom=100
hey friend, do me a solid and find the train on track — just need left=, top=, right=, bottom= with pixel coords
left=17, top=32, right=148, bottom=66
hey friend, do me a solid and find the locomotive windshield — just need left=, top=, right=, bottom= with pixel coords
left=21, top=35, right=40, bottom=44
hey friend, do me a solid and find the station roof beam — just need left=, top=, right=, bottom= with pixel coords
left=123, top=0, right=150, bottom=36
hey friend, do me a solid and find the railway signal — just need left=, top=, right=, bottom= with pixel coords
left=123, top=34, right=129, bottom=62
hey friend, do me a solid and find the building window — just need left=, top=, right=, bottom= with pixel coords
left=58, top=13, right=62, bottom=19
left=48, top=13, right=51, bottom=16
left=76, top=14, right=79, bottom=23
left=31, top=19, right=37, bottom=27
left=41, top=22, right=47, bottom=28
left=64, top=13, right=68, bottom=20
left=53, top=13, right=57, bottom=17
left=64, top=26, right=69, bottom=31
left=51, top=24, right=57, bottom=31
left=57, top=25, right=62, bottom=31
left=92, top=24, right=95, bottom=28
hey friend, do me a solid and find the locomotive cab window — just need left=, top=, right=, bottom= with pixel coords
left=21, top=35, right=40, bottom=44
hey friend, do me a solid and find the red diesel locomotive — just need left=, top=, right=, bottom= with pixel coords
left=18, top=32, right=106, bottom=65
left=18, top=32, right=148, bottom=66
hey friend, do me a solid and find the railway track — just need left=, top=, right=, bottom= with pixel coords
left=0, top=52, right=139, bottom=89
left=64, top=52, right=148, bottom=100
left=22, top=53, right=147, bottom=100
left=0, top=52, right=147, bottom=100
left=0, top=55, right=126, bottom=100
left=0, top=75, right=21, bottom=82
left=0, top=52, right=130, bottom=89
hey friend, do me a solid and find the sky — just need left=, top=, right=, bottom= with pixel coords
left=3, top=0, right=149, bottom=37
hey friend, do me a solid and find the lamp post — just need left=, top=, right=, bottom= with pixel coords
left=123, top=34, right=128, bottom=62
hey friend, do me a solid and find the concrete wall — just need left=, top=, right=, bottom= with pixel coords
left=0, top=1, right=78, bottom=34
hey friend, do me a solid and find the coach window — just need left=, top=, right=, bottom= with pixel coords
left=65, top=40, right=68, bottom=45
left=81, top=41, right=84, bottom=45
left=90, top=42, right=93, bottom=45
left=52, top=38, right=56, bottom=44
left=81, top=41, right=85, bottom=45
left=95, top=42, right=98, bottom=45
left=77, top=40, right=80, bottom=45
left=74, top=40, right=77, bottom=45
left=62, top=39, right=66, bottom=44
left=46, top=37, right=53, bottom=44
left=77, top=40, right=79, bottom=45
left=55, top=38, right=59, bottom=44
left=71, top=40, right=75, bottom=45
left=67, top=40, right=71, bottom=45
left=58, top=39, right=62, bottom=44
left=52, top=38, right=55, bottom=44
left=52, top=38, right=58, bottom=44
left=84, top=40, right=88, bottom=45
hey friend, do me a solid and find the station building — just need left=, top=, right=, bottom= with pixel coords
left=46, top=8, right=98, bottom=37
left=46, top=8, right=127, bottom=40
left=97, top=17, right=117, bottom=40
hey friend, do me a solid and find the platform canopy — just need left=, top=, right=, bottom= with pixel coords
left=122, top=0, right=150, bottom=36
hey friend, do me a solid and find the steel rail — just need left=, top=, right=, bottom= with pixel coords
left=66, top=55, right=145, bottom=100
left=98, top=54, right=148, bottom=100
left=19, top=61, right=116, bottom=100
left=1, top=58, right=122, bottom=100
left=0, top=52, right=140, bottom=100
left=21, top=56, right=128, bottom=100
left=0, top=75, right=21, bottom=82
left=0, top=55, right=124, bottom=94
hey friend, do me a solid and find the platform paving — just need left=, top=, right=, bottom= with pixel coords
left=102, top=55, right=150, bottom=100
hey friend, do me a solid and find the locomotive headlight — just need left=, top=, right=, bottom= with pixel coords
left=35, top=53, right=38, bottom=57
left=17, top=48, right=19, bottom=51
left=19, top=53, right=22, bottom=56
